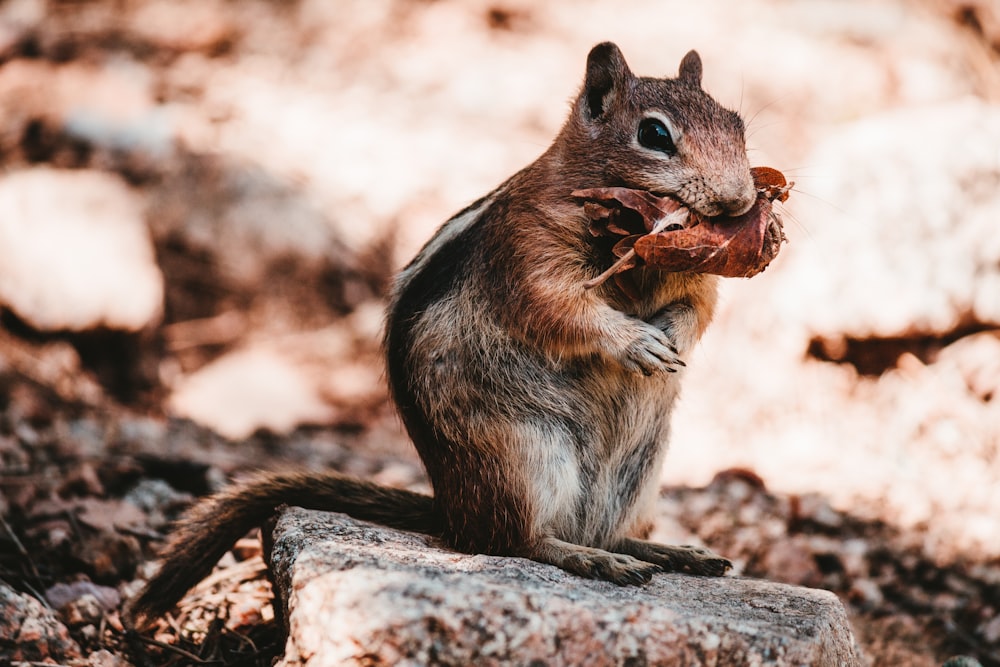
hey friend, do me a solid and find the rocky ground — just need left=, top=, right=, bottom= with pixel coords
left=1, top=0, right=999, bottom=665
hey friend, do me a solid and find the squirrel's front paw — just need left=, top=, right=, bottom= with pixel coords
left=647, top=302, right=700, bottom=357
left=618, top=324, right=685, bottom=376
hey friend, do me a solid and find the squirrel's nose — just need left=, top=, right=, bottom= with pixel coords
left=720, top=186, right=756, bottom=217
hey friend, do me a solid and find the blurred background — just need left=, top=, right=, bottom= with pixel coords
left=0, top=0, right=998, bottom=665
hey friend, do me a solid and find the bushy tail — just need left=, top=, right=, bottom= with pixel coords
left=125, top=470, right=440, bottom=629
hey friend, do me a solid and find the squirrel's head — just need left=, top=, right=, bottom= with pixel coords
left=568, top=42, right=755, bottom=218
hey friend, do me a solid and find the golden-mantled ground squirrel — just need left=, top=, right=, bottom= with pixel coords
left=128, top=42, right=758, bottom=626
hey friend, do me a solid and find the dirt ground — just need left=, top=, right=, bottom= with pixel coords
left=1, top=0, right=999, bottom=665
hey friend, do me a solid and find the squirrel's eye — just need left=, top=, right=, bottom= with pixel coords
left=637, top=118, right=676, bottom=155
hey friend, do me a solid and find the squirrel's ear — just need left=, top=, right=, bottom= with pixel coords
left=582, top=42, right=633, bottom=120
left=678, top=50, right=702, bottom=88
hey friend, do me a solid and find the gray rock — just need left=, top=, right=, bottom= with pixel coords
left=267, top=507, right=864, bottom=667
left=0, top=580, right=82, bottom=664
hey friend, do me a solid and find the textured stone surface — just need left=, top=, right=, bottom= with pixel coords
left=268, top=507, right=864, bottom=667
left=0, top=580, right=82, bottom=664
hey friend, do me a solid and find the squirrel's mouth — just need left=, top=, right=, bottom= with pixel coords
left=573, top=166, right=793, bottom=290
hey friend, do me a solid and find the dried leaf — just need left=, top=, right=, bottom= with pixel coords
left=612, top=235, right=641, bottom=259
left=574, top=188, right=686, bottom=233
left=751, top=166, right=793, bottom=203
left=574, top=166, right=791, bottom=287
left=633, top=195, right=775, bottom=278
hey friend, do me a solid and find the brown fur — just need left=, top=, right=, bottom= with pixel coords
left=127, top=42, right=754, bottom=629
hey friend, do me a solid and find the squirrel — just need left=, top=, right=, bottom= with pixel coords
left=127, top=42, right=758, bottom=627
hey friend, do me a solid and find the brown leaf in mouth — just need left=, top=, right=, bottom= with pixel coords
left=574, top=167, right=791, bottom=289
left=577, top=189, right=687, bottom=234
left=750, top=166, right=792, bottom=203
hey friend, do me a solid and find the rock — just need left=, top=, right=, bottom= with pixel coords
left=942, top=657, right=984, bottom=667
left=88, top=649, right=133, bottom=667
left=0, top=167, right=164, bottom=331
left=166, top=344, right=337, bottom=440
left=776, top=98, right=1000, bottom=340
left=45, top=580, right=121, bottom=614
left=267, top=507, right=864, bottom=667
left=167, top=316, right=386, bottom=439
left=0, top=580, right=82, bottom=664
left=0, top=58, right=168, bottom=161
left=147, top=157, right=356, bottom=289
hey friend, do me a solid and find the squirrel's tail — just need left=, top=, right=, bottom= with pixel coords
left=124, top=470, right=440, bottom=629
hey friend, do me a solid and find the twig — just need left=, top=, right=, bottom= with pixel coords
left=117, top=524, right=167, bottom=541
left=220, top=626, right=258, bottom=653
left=583, top=208, right=688, bottom=290
left=130, top=632, right=220, bottom=665
left=185, top=557, right=268, bottom=602
left=0, top=515, right=28, bottom=558
left=163, top=311, right=247, bottom=352
left=0, top=515, right=48, bottom=605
